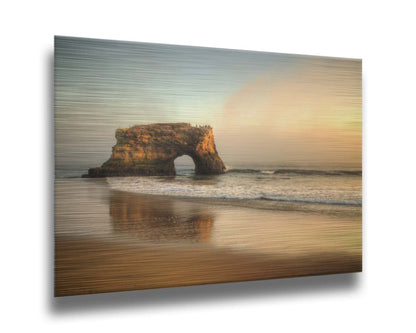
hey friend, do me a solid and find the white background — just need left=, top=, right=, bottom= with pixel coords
left=1, top=0, right=416, bottom=332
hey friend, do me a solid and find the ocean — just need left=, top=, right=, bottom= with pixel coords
left=56, top=166, right=362, bottom=207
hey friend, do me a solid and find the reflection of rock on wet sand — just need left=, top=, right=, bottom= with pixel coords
left=109, top=191, right=214, bottom=243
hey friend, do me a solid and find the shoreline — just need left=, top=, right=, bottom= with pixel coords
left=56, top=177, right=362, bottom=217
left=121, top=191, right=362, bottom=217
left=107, top=190, right=363, bottom=219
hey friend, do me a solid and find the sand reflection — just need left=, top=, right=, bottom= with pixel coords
left=109, top=191, right=214, bottom=243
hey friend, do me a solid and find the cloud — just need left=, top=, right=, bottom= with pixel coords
left=216, top=57, right=362, bottom=167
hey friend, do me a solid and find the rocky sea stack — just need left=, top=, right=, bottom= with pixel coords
left=84, top=123, right=226, bottom=177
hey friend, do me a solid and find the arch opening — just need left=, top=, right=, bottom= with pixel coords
left=174, top=155, right=195, bottom=175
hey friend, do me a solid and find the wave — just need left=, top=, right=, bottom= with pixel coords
left=258, top=196, right=361, bottom=206
left=105, top=168, right=362, bottom=209
left=106, top=181, right=361, bottom=207
left=226, top=168, right=361, bottom=176
left=108, top=189, right=361, bottom=207
left=225, top=168, right=262, bottom=174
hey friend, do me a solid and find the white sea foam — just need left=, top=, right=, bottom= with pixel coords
left=106, top=168, right=362, bottom=206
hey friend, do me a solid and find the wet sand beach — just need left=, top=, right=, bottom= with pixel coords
left=55, top=178, right=361, bottom=297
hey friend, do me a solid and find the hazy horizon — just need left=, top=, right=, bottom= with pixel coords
left=55, top=36, right=361, bottom=172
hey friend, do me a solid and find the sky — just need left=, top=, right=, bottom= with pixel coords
left=55, top=36, right=361, bottom=171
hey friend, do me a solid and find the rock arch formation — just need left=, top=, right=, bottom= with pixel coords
left=85, top=123, right=226, bottom=177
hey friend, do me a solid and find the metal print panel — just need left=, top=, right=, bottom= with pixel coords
left=54, top=36, right=362, bottom=296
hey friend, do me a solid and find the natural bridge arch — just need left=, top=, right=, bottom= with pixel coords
left=85, top=123, right=226, bottom=177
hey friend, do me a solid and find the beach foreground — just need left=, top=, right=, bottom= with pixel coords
left=55, top=178, right=361, bottom=296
